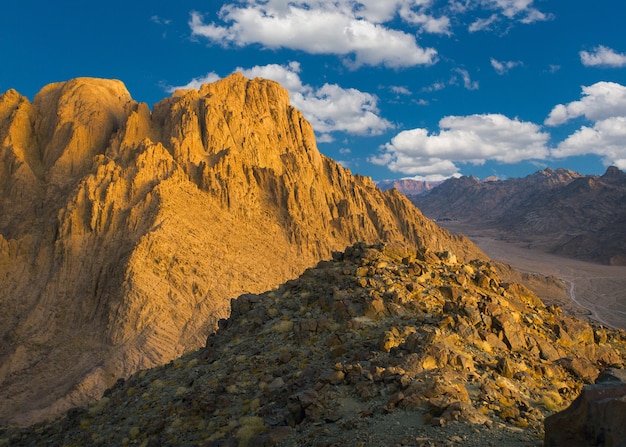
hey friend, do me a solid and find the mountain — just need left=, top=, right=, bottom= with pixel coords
left=376, top=178, right=442, bottom=196
left=0, top=75, right=485, bottom=426
left=4, top=243, right=625, bottom=446
left=411, top=168, right=626, bottom=265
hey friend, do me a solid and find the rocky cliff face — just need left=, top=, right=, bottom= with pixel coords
left=411, top=168, right=626, bottom=265
left=0, top=75, right=484, bottom=426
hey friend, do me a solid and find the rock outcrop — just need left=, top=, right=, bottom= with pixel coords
left=0, top=75, right=484, bottom=426
left=411, top=167, right=626, bottom=265
left=3, top=243, right=625, bottom=446
left=544, top=368, right=626, bottom=446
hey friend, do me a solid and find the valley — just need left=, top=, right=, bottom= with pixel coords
left=440, top=221, right=626, bottom=330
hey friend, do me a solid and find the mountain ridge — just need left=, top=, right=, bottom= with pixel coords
left=411, top=167, right=626, bottom=265
left=0, top=75, right=485, bottom=426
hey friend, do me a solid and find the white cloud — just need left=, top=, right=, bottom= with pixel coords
left=188, top=1, right=550, bottom=67
left=553, top=117, right=626, bottom=169
left=316, top=134, right=335, bottom=143
left=487, top=0, right=550, bottom=22
left=545, top=82, right=626, bottom=126
left=166, top=72, right=221, bottom=91
left=546, top=81, right=626, bottom=168
left=469, top=14, right=498, bottom=32
left=189, top=2, right=438, bottom=69
left=291, top=83, right=393, bottom=135
left=422, top=81, right=446, bottom=92
left=167, top=63, right=392, bottom=137
left=398, top=7, right=451, bottom=35
left=370, top=113, right=549, bottom=176
left=580, top=45, right=626, bottom=68
left=467, top=0, right=550, bottom=31
left=453, top=68, right=479, bottom=90
left=236, top=61, right=306, bottom=93
left=390, top=85, right=412, bottom=95
left=490, top=57, right=522, bottom=74
left=151, top=15, right=171, bottom=26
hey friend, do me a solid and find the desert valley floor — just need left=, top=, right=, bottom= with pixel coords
left=441, top=222, right=626, bottom=330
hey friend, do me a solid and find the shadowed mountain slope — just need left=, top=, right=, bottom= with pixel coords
left=4, top=243, right=625, bottom=446
left=0, top=75, right=484, bottom=426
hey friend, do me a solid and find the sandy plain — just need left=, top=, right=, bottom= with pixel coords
left=440, top=222, right=626, bottom=330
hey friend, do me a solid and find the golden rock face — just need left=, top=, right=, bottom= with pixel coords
left=0, top=74, right=484, bottom=426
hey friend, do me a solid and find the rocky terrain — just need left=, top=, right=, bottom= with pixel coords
left=410, top=167, right=626, bottom=265
left=2, top=242, right=625, bottom=446
left=0, top=75, right=485, bottom=426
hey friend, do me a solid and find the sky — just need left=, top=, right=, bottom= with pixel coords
left=1, top=1, right=626, bottom=181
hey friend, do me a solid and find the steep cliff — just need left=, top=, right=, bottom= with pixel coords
left=0, top=74, right=485, bottom=426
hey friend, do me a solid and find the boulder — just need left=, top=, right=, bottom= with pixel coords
left=544, top=368, right=626, bottom=446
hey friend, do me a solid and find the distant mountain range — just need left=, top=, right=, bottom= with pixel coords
left=410, top=167, right=626, bottom=265
left=376, top=178, right=443, bottom=196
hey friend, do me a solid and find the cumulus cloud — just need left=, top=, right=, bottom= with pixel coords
left=189, top=2, right=439, bottom=69
left=547, top=82, right=626, bottom=168
left=236, top=61, right=306, bottom=92
left=370, top=114, right=549, bottom=176
left=553, top=117, right=626, bottom=169
left=167, top=62, right=392, bottom=137
left=545, top=82, right=626, bottom=126
left=291, top=82, right=393, bottom=136
left=399, top=8, right=451, bottom=35
left=580, top=45, right=626, bottom=68
left=188, top=1, right=551, bottom=67
left=490, top=57, right=522, bottom=74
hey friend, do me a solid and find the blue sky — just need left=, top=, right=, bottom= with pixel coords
left=2, top=1, right=626, bottom=181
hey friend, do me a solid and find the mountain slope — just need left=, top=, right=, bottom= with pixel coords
left=0, top=75, right=484, bottom=426
left=4, top=243, right=624, bottom=446
left=411, top=167, right=626, bottom=265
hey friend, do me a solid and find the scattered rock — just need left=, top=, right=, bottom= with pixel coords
left=3, top=243, right=626, bottom=446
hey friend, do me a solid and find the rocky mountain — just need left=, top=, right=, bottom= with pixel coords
left=411, top=167, right=626, bottom=265
left=0, top=75, right=485, bottom=427
left=376, top=178, right=442, bottom=196
left=3, top=243, right=625, bottom=446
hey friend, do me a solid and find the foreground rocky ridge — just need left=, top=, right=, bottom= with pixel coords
left=411, top=167, right=626, bottom=265
left=3, top=243, right=624, bottom=446
left=0, top=75, right=484, bottom=426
